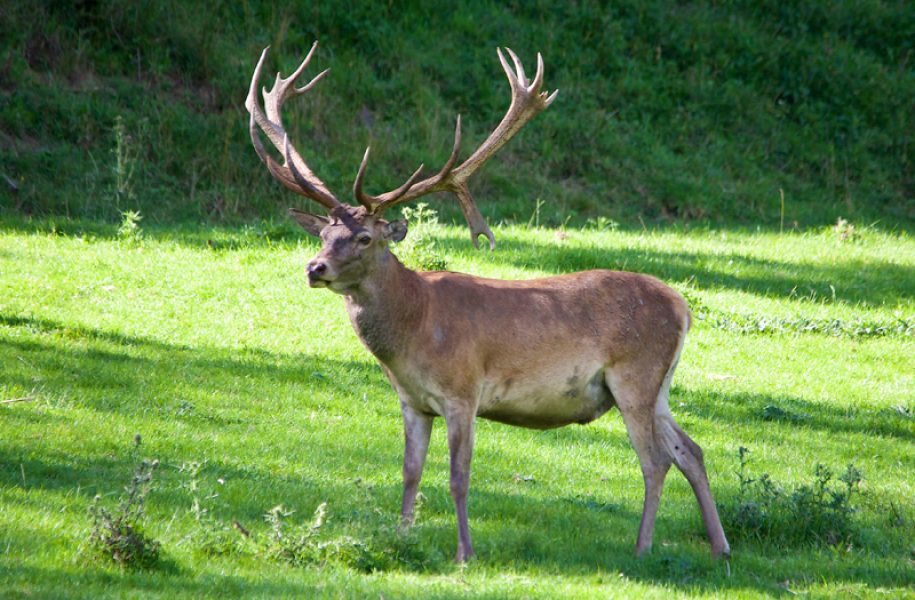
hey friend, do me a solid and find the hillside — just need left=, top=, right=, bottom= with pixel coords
left=1, top=1, right=912, bottom=228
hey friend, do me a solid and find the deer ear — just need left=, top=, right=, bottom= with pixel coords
left=382, top=219, right=408, bottom=242
left=288, top=208, right=329, bottom=237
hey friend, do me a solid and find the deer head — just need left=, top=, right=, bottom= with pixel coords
left=246, top=41, right=557, bottom=291
left=288, top=204, right=407, bottom=291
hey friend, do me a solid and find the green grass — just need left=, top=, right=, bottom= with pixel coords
left=3, top=2, right=911, bottom=594
left=2, top=0, right=913, bottom=228
left=1, top=217, right=913, bottom=598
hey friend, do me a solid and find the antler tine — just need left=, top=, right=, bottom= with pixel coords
left=496, top=48, right=519, bottom=90
left=248, top=79, right=313, bottom=198
left=451, top=48, right=558, bottom=183
left=289, top=41, right=322, bottom=94
left=247, top=48, right=280, bottom=147
left=531, top=52, right=544, bottom=93
left=442, top=115, right=463, bottom=171
left=532, top=53, right=558, bottom=106
left=368, top=114, right=463, bottom=212
left=424, top=114, right=464, bottom=189
left=504, top=47, right=528, bottom=87
left=264, top=42, right=328, bottom=122
left=351, top=48, right=555, bottom=249
left=353, top=147, right=425, bottom=209
left=354, top=113, right=464, bottom=211
left=246, top=44, right=340, bottom=210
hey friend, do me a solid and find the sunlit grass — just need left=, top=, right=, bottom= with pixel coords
left=0, top=221, right=912, bottom=598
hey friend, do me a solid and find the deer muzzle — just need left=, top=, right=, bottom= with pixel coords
left=306, top=259, right=334, bottom=287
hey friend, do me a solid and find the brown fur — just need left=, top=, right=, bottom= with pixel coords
left=248, top=44, right=728, bottom=563
left=295, top=205, right=730, bottom=562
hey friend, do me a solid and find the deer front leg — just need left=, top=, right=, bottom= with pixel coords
left=444, top=407, right=476, bottom=562
left=400, top=402, right=433, bottom=527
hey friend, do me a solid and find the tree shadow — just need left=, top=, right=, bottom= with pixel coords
left=6, top=446, right=909, bottom=596
left=0, top=313, right=384, bottom=413
left=0, top=562, right=330, bottom=598
left=675, top=387, right=914, bottom=442
left=436, top=232, right=914, bottom=309
left=0, top=217, right=313, bottom=252
left=525, top=385, right=913, bottom=450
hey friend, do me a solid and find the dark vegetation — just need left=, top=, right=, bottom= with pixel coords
left=722, top=447, right=867, bottom=549
left=88, top=435, right=161, bottom=569
left=89, top=435, right=438, bottom=573
left=1, top=0, right=913, bottom=228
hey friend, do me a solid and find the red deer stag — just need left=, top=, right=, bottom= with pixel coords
left=246, top=41, right=730, bottom=562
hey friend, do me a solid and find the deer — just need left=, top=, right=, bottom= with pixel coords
left=245, top=41, right=731, bottom=563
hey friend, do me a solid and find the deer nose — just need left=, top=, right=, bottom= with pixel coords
left=307, top=260, right=328, bottom=278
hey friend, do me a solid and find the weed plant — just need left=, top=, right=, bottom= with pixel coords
left=87, top=436, right=161, bottom=569
left=723, top=447, right=865, bottom=549
left=257, top=501, right=436, bottom=573
left=179, top=461, right=247, bottom=557
left=697, top=311, right=915, bottom=339
left=116, top=210, right=143, bottom=244
left=397, top=203, right=448, bottom=271
left=111, top=116, right=138, bottom=211
left=261, top=502, right=329, bottom=567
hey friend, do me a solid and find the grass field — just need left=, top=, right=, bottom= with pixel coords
left=0, top=217, right=913, bottom=598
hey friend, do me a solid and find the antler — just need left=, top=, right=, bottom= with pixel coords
left=354, top=48, right=558, bottom=249
left=246, top=42, right=340, bottom=210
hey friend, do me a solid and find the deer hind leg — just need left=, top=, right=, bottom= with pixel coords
left=613, top=392, right=673, bottom=556
left=654, top=404, right=731, bottom=557
left=609, top=355, right=730, bottom=558
left=444, top=406, right=476, bottom=563
left=650, top=353, right=731, bottom=558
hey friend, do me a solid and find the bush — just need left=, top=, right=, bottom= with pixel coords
left=722, top=446, right=864, bottom=548
left=397, top=203, right=448, bottom=272
left=4, top=0, right=911, bottom=226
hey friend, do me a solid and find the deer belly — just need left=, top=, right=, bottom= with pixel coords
left=476, top=367, right=615, bottom=430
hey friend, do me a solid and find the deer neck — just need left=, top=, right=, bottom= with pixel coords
left=342, top=249, right=425, bottom=362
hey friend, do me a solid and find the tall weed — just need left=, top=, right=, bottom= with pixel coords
left=87, top=436, right=161, bottom=568
left=723, top=447, right=865, bottom=548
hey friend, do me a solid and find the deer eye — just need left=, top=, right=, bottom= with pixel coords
left=355, top=232, right=373, bottom=246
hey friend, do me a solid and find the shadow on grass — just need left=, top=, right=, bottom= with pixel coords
left=3, top=468, right=912, bottom=596
left=495, top=383, right=913, bottom=452
left=0, top=312, right=384, bottom=406
left=3, top=451, right=911, bottom=596
left=1, top=563, right=329, bottom=598
left=437, top=233, right=915, bottom=309
left=4, top=312, right=910, bottom=451
left=0, top=216, right=314, bottom=251
left=1, top=314, right=912, bottom=594
left=676, top=388, right=914, bottom=442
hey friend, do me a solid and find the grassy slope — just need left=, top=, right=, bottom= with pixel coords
left=1, top=1, right=913, bottom=228
left=0, top=221, right=912, bottom=598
